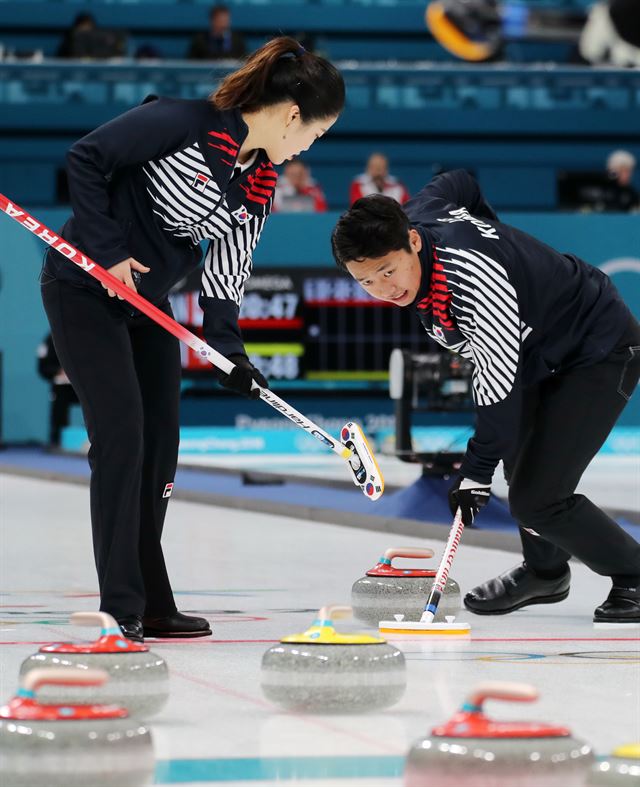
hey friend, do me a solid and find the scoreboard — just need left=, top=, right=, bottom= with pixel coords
left=170, top=268, right=432, bottom=384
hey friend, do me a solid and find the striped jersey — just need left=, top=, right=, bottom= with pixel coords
left=406, top=170, right=630, bottom=484
left=45, top=95, right=278, bottom=357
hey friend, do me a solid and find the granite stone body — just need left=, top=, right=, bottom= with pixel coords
left=352, top=574, right=461, bottom=625
left=405, top=682, right=594, bottom=787
left=405, top=735, right=595, bottom=787
left=261, top=641, right=406, bottom=712
left=351, top=547, right=461, bottom=626
left=588, top=753, right=640, bottom=786
left=19, top=651, right=169, bottom=717
left=19, top=612, right=169, bottom=717
left=0, top=717, right=154, bottom=787
left=1, top=666, right=154, bottom=787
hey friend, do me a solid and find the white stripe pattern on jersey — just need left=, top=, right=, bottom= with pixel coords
left=142, top=140, right=272, bottom=304
left=435, top=246, right=521, bottom=406
left=201, top=215, right=267, bottom=305
left=143, top=142, right=236, bottom=245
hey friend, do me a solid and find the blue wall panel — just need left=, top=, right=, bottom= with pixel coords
left=1, top=209, right=638, bottom=442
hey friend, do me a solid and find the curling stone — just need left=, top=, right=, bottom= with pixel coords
left=261, top=605, right=406, bottom=712
left=588, top=743, right=640, bottom=786
left=0, top=668, right=154, bottom=787
left=351, top=547, right=461, bottom=626
left=20, top=612, right=169, bottom=717
left=405, top=682, right=594, bottom=787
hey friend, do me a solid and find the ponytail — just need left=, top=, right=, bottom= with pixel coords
left=211, top=36, right=345, bottom=122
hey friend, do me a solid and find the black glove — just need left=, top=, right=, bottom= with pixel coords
left=218, top=353, right=268, bottom=400
left=448, top=476, right=491, bottom=527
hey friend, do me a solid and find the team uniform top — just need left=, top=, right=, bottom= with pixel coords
left=44, top=95, right=278, bottom=356
left=406, top=170, right=631, bottom=485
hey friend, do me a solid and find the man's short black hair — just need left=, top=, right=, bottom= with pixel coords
left=331, top=195, right=412, bottom=271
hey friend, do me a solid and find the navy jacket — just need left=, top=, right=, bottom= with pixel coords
left=44, top=95, right=278, bottom=357
left=405, top=170, right=631, bottom=484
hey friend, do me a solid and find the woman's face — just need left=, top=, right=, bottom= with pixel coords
left=268, top=105, right=338, bottom=165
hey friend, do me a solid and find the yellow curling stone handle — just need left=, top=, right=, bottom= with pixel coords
left=613, top=744, right=640, bottom=758
left=281, top=605, right=386, bottom=645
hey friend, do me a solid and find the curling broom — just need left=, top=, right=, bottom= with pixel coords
left=0, top=193, right=384, bottom=501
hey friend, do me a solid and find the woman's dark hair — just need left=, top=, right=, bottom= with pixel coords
left=332, top=195, right=412, bottom=271
left=211, top=36, right=345, bottom=122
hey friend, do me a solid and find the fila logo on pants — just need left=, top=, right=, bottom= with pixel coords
left=162, top=482, right=174, bottom=498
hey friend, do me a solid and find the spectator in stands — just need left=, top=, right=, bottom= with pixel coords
left=187, top=4, right=246, bottom=60
left=577, top=150, right=639, bottom=213
left=56, top=12, right=127, bottom=59
left=605, top=150, right=639, bottom=211
left=350, top=153, right=409, bottom=206
left=37, top=333, right=79, bottom=446
left=273, top=159, right=327, bottom=212
left=57, top=12, right=96, bottom=58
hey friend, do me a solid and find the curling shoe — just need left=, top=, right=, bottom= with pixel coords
left=594, top=585, right=640, bottom=623
left=143, top=611, right=212, bottom=639
left=117, top=615, right=144, bottom=643
left=464, top=562, right=570, bottom=615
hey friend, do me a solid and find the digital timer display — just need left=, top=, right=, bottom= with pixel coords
left=170, top=268, right=432, bottom=383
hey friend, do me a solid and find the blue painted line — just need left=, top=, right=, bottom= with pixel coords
left=154, top=755, right=404, bottom=783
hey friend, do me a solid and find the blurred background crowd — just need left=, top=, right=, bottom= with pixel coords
left=1, top=0, right=638, bottom=214
left=0, top=0, right=638, bottom=449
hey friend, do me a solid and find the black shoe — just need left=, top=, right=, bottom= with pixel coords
left=594, top=585, right=640, bottom=624
left=464, top=563, right=571, bottom=615
left=116, top=615, right=144, bottom=643
left=143, top=611, right=212, bottom=639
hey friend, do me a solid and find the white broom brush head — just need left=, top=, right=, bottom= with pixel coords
left=379, top=614, right=471, bottom=639
left=340, top=421, right=384, bottom=501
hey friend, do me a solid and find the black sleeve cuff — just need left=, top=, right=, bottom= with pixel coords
left=199, top=295, right=245, bottom=358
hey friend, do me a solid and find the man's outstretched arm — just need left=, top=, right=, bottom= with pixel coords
left=410, top=169, right=499, bottom=221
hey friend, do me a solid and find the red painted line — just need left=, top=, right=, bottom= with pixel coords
left=0, top=642, right=74, bottom=646
left=471, top=637, right=640, bottom=642
left=148, top=639, right=278, bottom=645
left=3, top=637, right=637, bottom=647
left=0, top=639, right=280, bottom=646
left=171, top=669, right=404, bottom=754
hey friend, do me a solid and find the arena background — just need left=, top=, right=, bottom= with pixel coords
left=1, top=2, right=639, bottom=786
left=1, top=3, right=639, bottom=452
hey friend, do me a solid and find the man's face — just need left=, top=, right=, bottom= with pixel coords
left=211, top=10, right=230, bottom=35
left=612, top=165, right=633, bottom=187
left=345, top=228, right=423, bottom=307
left=285, top=162, right=308, bottom=190
left=367, top=154, right=388, bottom=181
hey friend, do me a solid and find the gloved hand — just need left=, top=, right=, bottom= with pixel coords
left=448, top=476, right=491, bottom=527
left=218, top=354, right=268, bottom=400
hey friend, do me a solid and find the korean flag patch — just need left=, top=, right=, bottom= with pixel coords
left=193, top=173, right=210, bottom=191
left=232, top=205, right=250, bottom=224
